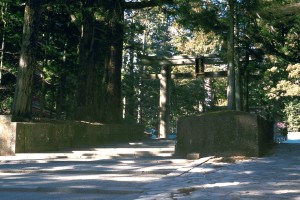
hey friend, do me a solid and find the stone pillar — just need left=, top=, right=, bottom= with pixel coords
left=159, top=65, right=171, bottom=138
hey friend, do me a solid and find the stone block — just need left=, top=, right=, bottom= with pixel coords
left=0, top=115, right=16, bottom=155
left=176, top=111, right=273, bottom=157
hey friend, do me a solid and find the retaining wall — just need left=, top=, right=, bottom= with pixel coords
left=176, top=111, right=273, bottom=157
left=0, top=115, right=144, bottom=155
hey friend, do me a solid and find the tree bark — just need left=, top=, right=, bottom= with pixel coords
left=12, top=0, right=41, bottom=120
left=124, top=34, right=136, bottom=122
left=227, top=0, right=235, bottom=110
left=235, top=3, right=242, bottom=111
left=0, top=2, right=7, bottom=85
left=101, top=0, right=124, bottom=123
left=75, top=0, right=106, bottom=122
left=243, top=44, right=250, bottom=112
left=257, top=2, right=300, bottom=19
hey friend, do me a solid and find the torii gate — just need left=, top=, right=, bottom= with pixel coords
left=139, top=55, right=227, bottom=138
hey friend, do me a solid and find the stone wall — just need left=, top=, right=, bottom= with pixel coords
left=0, top=115, right=144, bottom=155
left=176, top=111, right=273, bottom=157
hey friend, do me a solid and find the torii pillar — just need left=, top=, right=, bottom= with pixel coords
left=159, top=65, right=171, bottom=138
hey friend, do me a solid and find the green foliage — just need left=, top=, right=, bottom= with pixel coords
left=0, top=2, right=23, bottom=73
left=251, top=1, right=300, bottom=63
left=171, top=24, right=222, bottom=56
left=140, top=80, right=160, bottom=128
left=174, top=0, right=227, bottom=33
left=172, top=79, right=204, bottom=116
left=0, top=2, right=23, bottom=114
left=267, top=63, right=300, bottom=99
left=211, top=77, right=227, bottom=106
left=262, top=63, right=300, bottom=130
left=0, top=95, right=12, bottom=114
left=284, top=100, right=300, bottom=131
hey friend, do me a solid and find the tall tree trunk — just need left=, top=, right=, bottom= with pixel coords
left=101, top=0, right=124, bottom=123
left=50, top=78, right=55, bottom=118
left=76, top=0, right=124, bottom=123
left=227, top=0, right=236, bottom=110
left=38, top=67, right=45, bottom=118
left=235, top=63, right=242, bottom=111
left=235, top=3, right=242, bottom=111
left=0, top=2, right=7, bottom=85
left=124, top=26, right=135, bottom=122
left=56, top=45, right=68, bottom=119
left=243, top=44, right=250, bottom=112
left=75, top=1, right=105, bottom=122
left=12, top=0, right=41, bottom=120
left=137, top=30, right=147, bottom=123
left=56, top=74, right=66, bottom=119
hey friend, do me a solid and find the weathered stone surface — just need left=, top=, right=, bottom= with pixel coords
left=0, top=115, right=144, bottom=155
left=176, top=111, right=273, bottom=157
left=186, top=153, right=200, bottom=160
left=0, top=115, right=16, bottom=155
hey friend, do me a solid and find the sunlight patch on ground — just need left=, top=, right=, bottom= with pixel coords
left=189, top=167, right=215, bottom=173
left=241, top=170, right=254, bottom=175
left=202, top=181, right=241, bottom=188
left=46, top=166, right=75, bottom=171
left=274, top=189, right=300, bottom=194
left=50, top=174, right=160, bottom=182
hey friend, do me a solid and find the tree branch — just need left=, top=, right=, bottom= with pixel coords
left=257, top=2, right=300, bottom=19
left=124, top=0, right=174, bottom=10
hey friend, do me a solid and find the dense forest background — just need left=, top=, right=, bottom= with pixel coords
left=0, top=0, right=299, bottom=132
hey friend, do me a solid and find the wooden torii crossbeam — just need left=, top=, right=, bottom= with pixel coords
left=139, top=55, right=227, bottom=79
left=138, top=54, right=227, bottom=138
left=139, top=55, right=225, bottom=65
